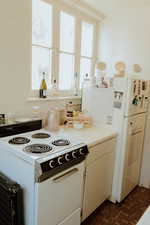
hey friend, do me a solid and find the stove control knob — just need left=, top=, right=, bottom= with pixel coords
left=72, top=151, right=77, bottom=159
left=65, top=153, right=71, bottom=162
left=79, top=148, right=84, bottom=155
left=58, top=156, right=64, bottom=165
left=49, top=160, right=55, bottom=169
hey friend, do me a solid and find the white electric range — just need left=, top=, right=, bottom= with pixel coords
left=0, top=120, right=88, bottom=225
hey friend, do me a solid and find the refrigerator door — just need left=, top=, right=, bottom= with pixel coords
left=125, top=79, right=150, bottom=116
left=82, top=87, right=114, bottom=125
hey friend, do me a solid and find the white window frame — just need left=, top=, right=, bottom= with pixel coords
left=31, top=0, right=100, bottom=97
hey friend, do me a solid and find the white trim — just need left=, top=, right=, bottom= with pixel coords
left=52, top=4, right=60, bottom=85
left=59, top=50, right=75, bottom=55
left=91, top=21, right=100, bottom=76
left=27, top=95, right=81, bottom=102
left=63, top=0, right=105, bottom=21
left=32, top=44, right=53, bottom=50
left=75, top=16, right=82, bottom=91
left=43, top=0, right=105, bottom=21
left=80, top=55, right=93, bottom=60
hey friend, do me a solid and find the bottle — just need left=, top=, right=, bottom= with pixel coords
left=82, top=73, right=90, bottom=89
left=51, top=79, right=58, bottom=96
left=39, top=72, right=47, bottom=98
left=66, top=101, right=74, bottom=117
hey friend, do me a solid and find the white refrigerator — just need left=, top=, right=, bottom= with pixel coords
left=82, top=77, right=150, bottom=203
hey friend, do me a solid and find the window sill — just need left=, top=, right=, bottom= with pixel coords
left=27, top=95, right=81, bottom=102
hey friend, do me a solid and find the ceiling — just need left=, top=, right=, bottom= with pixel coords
left=82, top=0, right=150, bottom=14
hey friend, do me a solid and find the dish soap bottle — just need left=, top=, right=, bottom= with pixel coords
left=82, top=73, right=90, bottom=89
left=51, top=79, right=58, bottom=96
left=39, top=72, right=47, bottom=98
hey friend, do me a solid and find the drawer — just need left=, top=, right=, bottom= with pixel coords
left=86, top=138, right=116, bottom=165
left=128, top=114, right=146, bottom=132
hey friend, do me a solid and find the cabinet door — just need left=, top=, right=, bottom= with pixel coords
left=82, top=151, right=114, bottom=221
left=59, top=209, right=80, bottom=225
left=121, top=130, right=144, bottom=200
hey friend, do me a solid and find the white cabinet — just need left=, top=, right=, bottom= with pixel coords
left=82, top=138, right=116, bottom=221
left=59, top=209, right=80, bottom=225
left=121, top=117, right=145, bottom=201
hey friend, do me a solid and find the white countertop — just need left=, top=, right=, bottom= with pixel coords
left=58, top=125, right=117, bottom=148
left=137, top=207, right=150, bottom=225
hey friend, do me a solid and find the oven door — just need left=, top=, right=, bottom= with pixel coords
left=34, top=162, right=84, bottom=225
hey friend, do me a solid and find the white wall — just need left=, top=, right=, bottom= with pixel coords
left=0, top=0, right=32, bottom=115
left=100, top=7, right=150, bottom=79
left=0, top=0, right=80, bottom=119
left=100, top=7, right=150, bottom=188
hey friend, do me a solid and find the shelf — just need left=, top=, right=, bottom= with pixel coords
left=27, top=95, right=81, bottom=102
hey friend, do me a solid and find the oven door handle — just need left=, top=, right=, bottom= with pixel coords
left=53, top=168, right=79, bottom=183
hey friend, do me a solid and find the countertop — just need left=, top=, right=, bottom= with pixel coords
left=57, top=125, right=117, bottom=148
left=137, top=207, right=150, bottom=225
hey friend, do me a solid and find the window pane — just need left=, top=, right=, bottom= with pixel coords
left=80, top=57, right=91, bottom=88
left=32, top=46, right=51, bottom=90
left=60, top=11, right=75, bottom=53
left=81, top=22, right=94, bottom=57
left=59, top=53, right=74, bottom=90
left=32, top=0, right=52, bottom=47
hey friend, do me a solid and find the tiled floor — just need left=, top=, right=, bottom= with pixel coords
left=82, top=187, right=150, bottom=225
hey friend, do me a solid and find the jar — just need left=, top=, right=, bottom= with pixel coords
left=47, top=109, right=60, bottom=132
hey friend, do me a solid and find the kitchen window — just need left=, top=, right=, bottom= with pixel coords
left=32, top=0, right=99, bottom=95
left=32, top=0, right=53, bottom=90
left=59, top=11, right=75, bottom=90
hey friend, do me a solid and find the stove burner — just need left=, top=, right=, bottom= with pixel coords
left=52, top=139, right=70, bottom=146
left=32, top=133, right=51, bottom=139
left=9, top=137, right=30, bottom=145
left=23, top=144, right=52, bottom=154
